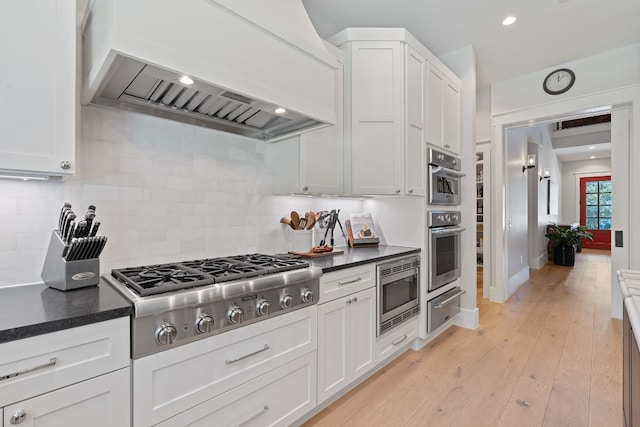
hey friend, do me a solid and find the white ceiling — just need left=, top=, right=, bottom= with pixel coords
left=302, top=0, right=640, bottom=90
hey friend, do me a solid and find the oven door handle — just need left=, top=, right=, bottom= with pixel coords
left=430, top=226, right=466, bottom=235
left=429, top=165, right=466, bottom=177
left=434, top=289, right=466, bottom=308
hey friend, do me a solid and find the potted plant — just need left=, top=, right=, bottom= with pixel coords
left=545, top=224, right=594, bottom=266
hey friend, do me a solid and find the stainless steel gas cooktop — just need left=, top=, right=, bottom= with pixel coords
left=105, top=253, right=321, bottom=358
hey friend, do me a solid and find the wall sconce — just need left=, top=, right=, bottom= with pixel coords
left=522, top=154, right=536, bottom=173
left=539, top=168, right=551, bottom=181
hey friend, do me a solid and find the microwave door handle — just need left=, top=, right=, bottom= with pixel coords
left=433, top=289, right=467, bottom=308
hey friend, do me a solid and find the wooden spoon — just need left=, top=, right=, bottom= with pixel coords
left=305, top=212, right=316, bottom=230
left=290, top=211, right=300, bottom=230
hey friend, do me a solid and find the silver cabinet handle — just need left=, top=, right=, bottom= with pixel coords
left=10, top=409, right=27, bottom=425
left=236, top=405, right=269, bottom=427
left=338, top=277, right=362, bottom=286
left=346, top=298, right=352, bottom=304
left=353, top=297, right=358, bottom=303
left=0, top=357, right=57, bottom=382
left=433, top=290, right=466, bottom=308
left=395, top=189, right=401, bottom=194
left=408, top=189, right=414, bottom=194
left=392, top=335, right=408, bottom=346
left=225, top=345, right=269, bottom=364
left=59, top=160, right=71, bottom=170
left=302, top=185, right=309, bottom=191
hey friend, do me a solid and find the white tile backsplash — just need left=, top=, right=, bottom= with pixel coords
left=0, top=105, right=363, bottom=287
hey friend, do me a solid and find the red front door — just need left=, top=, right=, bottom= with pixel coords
left=579, top=176, right=611, bottom=250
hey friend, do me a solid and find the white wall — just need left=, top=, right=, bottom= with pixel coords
left=0, top=106, right=363, bottom=287
left=476, top=86, right=492, bottom=142
left=561, top=158, right=612, bottom=224
left=505, top=127, right=529, bottom=285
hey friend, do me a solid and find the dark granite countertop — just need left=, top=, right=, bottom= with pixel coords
left=306, top=245, right=421, bottom=273
left=0, top=278, right=133, bottom=344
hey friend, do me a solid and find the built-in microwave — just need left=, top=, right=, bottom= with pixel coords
left=428, top=147, right=465, bottom=205
left=377, top=256, right=420, bottom=336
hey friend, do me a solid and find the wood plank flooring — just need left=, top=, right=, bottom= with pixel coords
left=303, top=249, right=621, bottom=427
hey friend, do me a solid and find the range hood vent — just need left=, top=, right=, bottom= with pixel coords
left=82, top=0, right=337, bottom=143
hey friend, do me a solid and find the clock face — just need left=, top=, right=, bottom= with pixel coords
left=543, top=68, right=575, bottom=95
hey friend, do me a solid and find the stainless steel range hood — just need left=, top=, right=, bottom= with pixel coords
left=81, top=0, right=337, bottom=143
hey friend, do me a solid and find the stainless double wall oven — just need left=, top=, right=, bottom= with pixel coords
left=428, top=147, right=464, bottom=206
left=427, top=211, right=464, bottom=292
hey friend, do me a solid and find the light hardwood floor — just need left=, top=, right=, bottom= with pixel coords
left=303, top=249, right=622, bottom=426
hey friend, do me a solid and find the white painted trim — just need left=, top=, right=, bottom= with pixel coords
left=507, top=266, right=530, bottom=300
left=454, top=307, right=479, bottom=330
left=491, top=85, right=639, bottom=305
left=531, top=253, right=548, bottom=270
left=573, top=171, right=612, bottom=222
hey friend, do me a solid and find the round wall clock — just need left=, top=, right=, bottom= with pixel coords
left=543, top=68, right=575, bottom=95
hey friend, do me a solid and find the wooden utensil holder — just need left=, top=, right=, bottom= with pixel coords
left=41, top=231, right=100, bottom=291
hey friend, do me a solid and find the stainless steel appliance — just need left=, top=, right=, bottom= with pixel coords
left=428, top=211, right=464, bottom=292
left=377, top=256, right=420, bottom=336
left=104, top=253, right=321, bottom=358
left=428, top=286, right=466, bottom=333
left=428, top=147, right=465, bottom=205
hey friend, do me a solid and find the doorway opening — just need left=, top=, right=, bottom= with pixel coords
left=580, top=175, right=612, bottom=250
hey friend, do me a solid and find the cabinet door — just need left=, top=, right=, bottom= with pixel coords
left=300, top=59, right=344, bottom=195
left=405, top=46, right=426, bottom=196
left=0, top=0, right=75, bottom=177
left=349, top=41, right=403, bottom=195
left=426, top=64, right=444, bottom=149
left=443, top=78, right=461, bottom=154
left=3, top=368, right=130, bottom=427
left=348, top=287, right=376, bottom=380
left=317, top=297, right=349, bottom=404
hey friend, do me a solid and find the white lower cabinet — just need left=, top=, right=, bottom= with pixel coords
left=3, top=368, right=130, bottom=427
left=157, top=351, right=316, bottom=427
left=375, top=317, right=418, bottom=366
left=132, top=307, right=317, bottom=426
left=317, top=287, right=376, bottom=405
left=0, top=317, right=130, bottom=427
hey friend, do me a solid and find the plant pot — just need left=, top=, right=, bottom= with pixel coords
left=553, top=243, right=576, bottom=266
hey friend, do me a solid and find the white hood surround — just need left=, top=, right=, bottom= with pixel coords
left=81, top=0, right=337, bottom=142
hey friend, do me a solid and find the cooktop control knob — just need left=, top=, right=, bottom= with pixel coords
left=256, top=299, right=271, bottom=316
left=156, top=322, right=177, bottom=345
left=280, top=294, right=294, bottom=309
left=228, top=306, right=244, bottom=324
left=301, top=289, right=314, bottom=303
left=195, top=314, right=214, bottom=333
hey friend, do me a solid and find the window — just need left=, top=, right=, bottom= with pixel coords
left=584, top=179, right=611, bottom=230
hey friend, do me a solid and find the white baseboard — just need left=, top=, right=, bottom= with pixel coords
left=530, top=253, right=548, bottom=270
left=455, top=307, right=479, bottom=330
left=506, top=266, right=530, bottom=300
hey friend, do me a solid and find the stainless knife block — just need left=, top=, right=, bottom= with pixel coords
left=41, top=231, right=100, bottom=291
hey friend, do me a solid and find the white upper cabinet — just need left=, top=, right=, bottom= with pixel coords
left=426, top=64, right=461, bottom=154
left=0, top=0, right=76, bottom=178
left=271, top=46, right=344, bottom=195
left=405, top=46, right=426, bottom=196
left=331, top=28, right=461, bottom=195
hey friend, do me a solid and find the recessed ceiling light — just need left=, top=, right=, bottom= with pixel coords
left=275, top=107, right=286, bottom=114
left=588, top=146, right=595, bottom=150
left=502, top=16, right=517, bottom=26
left=179, top=75, right=194, bottom=85
left=590, top=156, right=596, bottom=159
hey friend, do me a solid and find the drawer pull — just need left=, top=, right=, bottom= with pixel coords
left=338, top=277, right=362, bottom=286
left=10, top=409, right=26, bottom=424
left=225, top=344, right=269, bottom=364
left=392, top=335, right=408, bottom=346
left=236, top=405, right=269, bottom=427
left=0, top=357, right=57, bottom=382
left=433, top=290, right=466, bottom=308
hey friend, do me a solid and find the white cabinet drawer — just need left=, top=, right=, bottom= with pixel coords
left=157, top=352, right=316, bottom=427
left=3, top=368, right=131, bottom=427
left=0, top=317, right=130, bottom=407
left=133, top=306, right=317, bottom=427
left=319, top=264, right=375, bottom=304
left=375, top=317, right=418, bottom=366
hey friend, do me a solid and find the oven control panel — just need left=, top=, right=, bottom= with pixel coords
left=428, top=211, right=462, bottom=227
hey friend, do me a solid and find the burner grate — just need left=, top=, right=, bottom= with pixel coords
left=112, top=263, right=214, bottom=296
left=181, top=258, right=268, bottom=283
left=226, top=253, right=309, bottom=273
